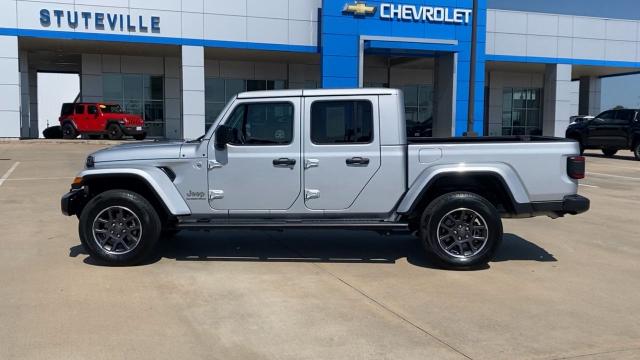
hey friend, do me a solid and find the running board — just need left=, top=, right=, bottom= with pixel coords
left=177, top=221, right=410, bottom=232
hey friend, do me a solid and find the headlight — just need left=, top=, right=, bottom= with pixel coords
left=86, top=155, right=95, bottom=168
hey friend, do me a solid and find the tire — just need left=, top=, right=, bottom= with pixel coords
left=79, top=190, right=161, bottom=266
left=107, top=123, right=124, bottom=140
left=419, top=192, right=503, bottom=269
left=602, top=148, right=617, bottom=157
left=61, top=123, right=77, bottom=139
left=634, top=142, right=640, bottom=161
left=133, top=133, right=147, bottom=141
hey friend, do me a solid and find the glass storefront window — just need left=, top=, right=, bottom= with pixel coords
left=401, top=85, right=434, bottom=138
left=204, top=78, right=287, bottom=130
left=103, top=73, right=164, bottom=137
left=502, top=88, right=542, bottom=136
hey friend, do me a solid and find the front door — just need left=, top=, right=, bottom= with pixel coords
left=208, top=98, right=302, bottom=210
left=302, top=96, right=381, bottom=210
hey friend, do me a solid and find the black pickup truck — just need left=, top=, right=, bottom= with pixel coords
left=566, top=108, right=640, bottom=160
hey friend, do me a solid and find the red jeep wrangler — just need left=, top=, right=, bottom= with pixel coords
left=59, top=103, right=146, bottom=140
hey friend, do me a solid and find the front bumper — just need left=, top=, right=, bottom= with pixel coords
left=61, top=188, right=87, bottom=216
left=122, top=126, right=146, bottom=136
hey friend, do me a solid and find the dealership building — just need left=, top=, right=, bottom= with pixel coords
left=1, top=0, right=640, bottom=139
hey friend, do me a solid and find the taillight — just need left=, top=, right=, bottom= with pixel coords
left=567, top=156, right=585, bottom=179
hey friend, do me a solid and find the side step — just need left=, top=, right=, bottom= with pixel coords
left=177, top=221, right=410, bottom=232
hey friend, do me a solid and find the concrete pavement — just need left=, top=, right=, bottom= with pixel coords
left=0, top=142, right=639, bottom=360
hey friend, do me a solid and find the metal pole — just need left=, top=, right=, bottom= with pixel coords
left=465, top=0, right=479, bottom=136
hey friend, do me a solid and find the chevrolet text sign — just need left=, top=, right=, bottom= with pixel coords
left=344, top=2, right=472, bottom=25
left=380, top=3, right=472, bottom=24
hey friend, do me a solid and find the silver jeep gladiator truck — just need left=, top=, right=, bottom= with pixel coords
left=61, top=88, right=589, bottom=269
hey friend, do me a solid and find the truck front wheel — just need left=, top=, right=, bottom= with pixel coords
left=79, top=190, right=161, bottom=266
left=107, top=123, right=124, bottom=140
left=419, top=192, right=503, bottom=269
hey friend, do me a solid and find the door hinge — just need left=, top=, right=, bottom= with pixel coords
left=305, top=189, right=320, bottom=200
left=304, top=158, right=319, bottom=169
left=209, top=190, right=224, bottom=200
left=208, top=160, right=223, bottom=170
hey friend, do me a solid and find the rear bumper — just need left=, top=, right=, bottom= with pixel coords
left=61, top=188, right=87, bottom=216
left=529, top=194, right=590, bottom=217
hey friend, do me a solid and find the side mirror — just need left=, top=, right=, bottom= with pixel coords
left=214, top=125, right=234, bottom=150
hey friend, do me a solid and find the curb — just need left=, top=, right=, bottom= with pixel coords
left=0, top=138, right=132, bottom=145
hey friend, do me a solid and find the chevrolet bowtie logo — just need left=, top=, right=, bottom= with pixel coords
left=343, top=2, right=376, bottom=16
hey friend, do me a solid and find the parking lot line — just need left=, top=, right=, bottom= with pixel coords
left=579, top=184, right=599, bottom=188
left=0, top=161, right=19, bottom=187
left=587, top=172, right=640, bottom=181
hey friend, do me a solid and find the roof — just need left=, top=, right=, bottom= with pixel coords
left=236, top=88, right=400, bottom=99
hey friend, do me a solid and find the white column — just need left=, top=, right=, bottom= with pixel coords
left=432, top=53, right=457, bottom=137
left=543, top=64, right=572, bottom=137
left=181, top=45, right=205, bottom=140
left=0, top=36, right=21, bottom=138
left=578, top=76, right=601, bottom=116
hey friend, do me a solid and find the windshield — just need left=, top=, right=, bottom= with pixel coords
left=100, top=104, right=124, bottom=113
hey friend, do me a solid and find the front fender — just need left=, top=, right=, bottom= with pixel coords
left=396, top=163, right=530, bottom=214
left=78, top=166, right=191, bottom=216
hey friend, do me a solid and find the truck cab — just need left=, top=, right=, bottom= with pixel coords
left=61, top=89, right=589, bottom=269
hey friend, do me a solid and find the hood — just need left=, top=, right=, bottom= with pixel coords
left=91, top=140, right=184, bottom=163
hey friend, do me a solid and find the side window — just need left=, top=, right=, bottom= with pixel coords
left=87, top=105, right=98, bottom=115
left=74, top=105, right=85, bottom=115
left=61, top=104, right=73, bottom=116
left=614, top=109, right=635, bottom=124
left=310, top=100, right=373, bottom=144
left=225, top=102, right=294, bottom=145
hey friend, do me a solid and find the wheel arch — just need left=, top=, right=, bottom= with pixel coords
left=397, top=166, right=530, bottom=220
left=78, top=168, right=191, bottom=219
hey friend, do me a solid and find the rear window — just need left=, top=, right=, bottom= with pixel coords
left=310, top=100, right=373, bottom=144
left=61, top=103, right=74, bottom=116
left=74, top=105, right=84, bottom=114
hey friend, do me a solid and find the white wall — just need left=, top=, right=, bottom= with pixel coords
left=486, top=9, right=640, bottom=63
left=9, top=0, right=320, bottom=47
left=0, top=35, right=21, bottom=138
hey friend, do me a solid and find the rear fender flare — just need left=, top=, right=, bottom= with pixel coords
left=396, top=164, right=530, bottom=215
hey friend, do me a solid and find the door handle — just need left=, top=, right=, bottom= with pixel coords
left=346, top=157, right=370, bottom=165
left=273, top=158, right=296, bottom=167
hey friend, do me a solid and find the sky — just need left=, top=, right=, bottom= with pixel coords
left=601, top=74, right=640, bottom=110
left=37, top=73, right=79, bottom=138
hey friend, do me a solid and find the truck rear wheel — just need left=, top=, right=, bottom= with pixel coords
left=62, top=123, right=77, bottom=139
left=419, top=192, right=503, bottom=269
left=79, top=190, right=161, bottom=266
left=634, top=142, right=640, bottom=161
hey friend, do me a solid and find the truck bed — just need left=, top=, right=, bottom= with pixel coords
left=408, top=135, right=572, bottom=144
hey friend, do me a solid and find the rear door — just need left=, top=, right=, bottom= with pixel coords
left=302, top=96, right=381, bottom=210
left=207, top=98, right=302, bottom=211
left=612, top=109, right=635, bottom=147
left=586, top=110, right=616, bottom=146
left=73, top=104, right=86, bottom=132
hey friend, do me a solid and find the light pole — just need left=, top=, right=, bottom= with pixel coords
left=465, top=0, right=479, bottom=137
